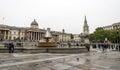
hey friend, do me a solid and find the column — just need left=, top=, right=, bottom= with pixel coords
left=6, top=31, right=8, bottom=40
left=37, top=32, right=39, bottom=41
left=35, top=32, right=37, bottom=41
left=36, top=32, right=38, bottom=41
left=29, top=32, right=30, bottom=41
left=4, top=30, right=6, bottom=40
left=34, top=32, right=36, bottom=41
left=33, top=32, right=35, bottom=41
left=38, top=32, right=40, bottom=40
left=30, top=32, right=31, bottom=40
left=36, top=32, right=37, bottom=41
left=32, top=32, right=34, bottom=41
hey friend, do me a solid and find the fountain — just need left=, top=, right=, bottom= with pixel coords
left=38, top=28, right=57, bottom=47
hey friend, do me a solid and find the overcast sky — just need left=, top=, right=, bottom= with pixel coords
left=0, top=0, right=120, bottom=34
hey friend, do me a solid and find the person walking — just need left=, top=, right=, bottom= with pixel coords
left=8, top=43, right=14, bottom=53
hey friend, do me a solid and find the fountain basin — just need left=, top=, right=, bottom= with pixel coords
left=38, top=42, right=57, bottom=47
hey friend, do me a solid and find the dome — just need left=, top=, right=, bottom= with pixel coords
left=31, top=19, right=38, bottom=26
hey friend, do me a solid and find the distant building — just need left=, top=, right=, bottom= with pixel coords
left=0, top=17, right=90, bottom=42
left=73, top=34, right=81, bottom=42
left=56, top=29, right=71, bottom=42
left=102, top=22, right=120, bottom=30
left=0, top=19, right=72, bottom=42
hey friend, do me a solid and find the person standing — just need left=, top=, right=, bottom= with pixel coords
left=101, top=43, right=105, bottom=53
left=84, top=38, right=90, bottom=51
left=103, top=38, right=109, bottom=53
left=9, top=43, right=14, bottom=53
left=68, top=42, right=71, bottom=48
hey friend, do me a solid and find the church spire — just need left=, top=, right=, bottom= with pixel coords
left=83, top=15, right=89, bottom=34
left=84, top=15, right=88, bottom=26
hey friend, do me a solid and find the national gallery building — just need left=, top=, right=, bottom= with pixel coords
left=0, top=19, right=72, bottom=42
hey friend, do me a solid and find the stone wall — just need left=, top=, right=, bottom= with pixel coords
left=0, top=47, right=88, bottom=53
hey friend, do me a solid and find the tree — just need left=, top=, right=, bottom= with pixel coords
left=88, top=27, right=120, bottom=43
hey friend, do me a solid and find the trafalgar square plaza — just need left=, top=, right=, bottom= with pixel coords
left=0, top=0, right=120, bottom=70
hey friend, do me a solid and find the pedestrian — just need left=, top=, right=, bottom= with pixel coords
left=85, top=44, right=90, bottom=51
left=8, top=43, right=14, bottom=53
left=98, top=44, right=101, bottom=49
left=101, top=43, right=105, bottom=53
left=103, top=39, right=109, bottom=53
left=84, top=38, right=90, bottom=51
left=68, top=42, right=71, bottom=48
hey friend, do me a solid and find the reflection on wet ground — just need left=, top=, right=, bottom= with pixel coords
left=0, top=50, right=120, bottom=70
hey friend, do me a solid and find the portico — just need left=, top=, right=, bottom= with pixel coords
left=27, top=30, right=45, bottom=41
left=0, top=27, right=9, bottom=41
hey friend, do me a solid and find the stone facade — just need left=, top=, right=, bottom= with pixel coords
left=0, top=20, right=72, bottom=42
left=102, top=22, right=120, bottom=30
left=73, top=34, right=81, bottom=42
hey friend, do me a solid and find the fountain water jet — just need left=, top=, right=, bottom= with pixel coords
left=38, top=28, right=57, bottom=47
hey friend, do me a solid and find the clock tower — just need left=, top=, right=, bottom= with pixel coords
left=83, top=16, right=89, bottom=35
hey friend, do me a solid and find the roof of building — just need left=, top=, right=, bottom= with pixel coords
left=113, top=22, right=120, bottom=25
left=31, top=19, right=38, bottom=26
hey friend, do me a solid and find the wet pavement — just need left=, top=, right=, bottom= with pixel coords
left=0, top=49, right=120, bottom=70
